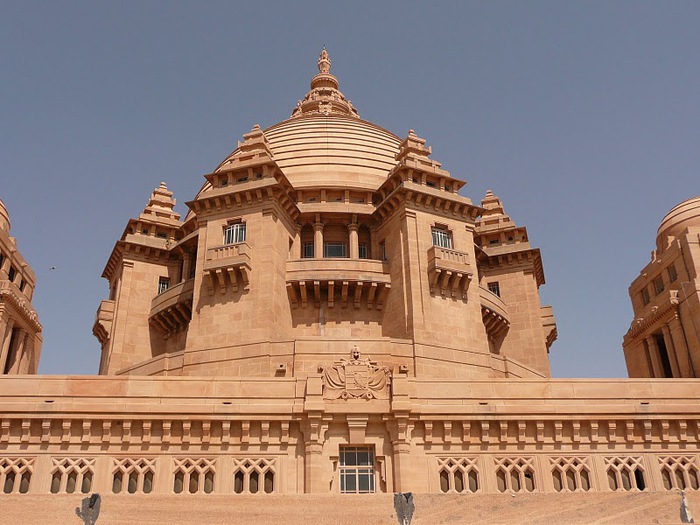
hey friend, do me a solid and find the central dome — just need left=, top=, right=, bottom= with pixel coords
left=259, top=115, right=400, bottom=190
left=215, top=49, right=401, bottom=191
left=656, top=196, right=700, bottom=251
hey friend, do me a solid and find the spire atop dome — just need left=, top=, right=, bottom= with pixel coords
left=291, top=49, right=359, bottom=119
left=318, top=47, right=331, bottom=74
left=139, top=182, right=180, bottom=224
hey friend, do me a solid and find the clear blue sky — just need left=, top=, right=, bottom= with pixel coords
left=2, top=1, right=698, bottom=377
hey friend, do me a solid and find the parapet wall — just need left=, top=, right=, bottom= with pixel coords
left=0, top=376, right=698, bottom=497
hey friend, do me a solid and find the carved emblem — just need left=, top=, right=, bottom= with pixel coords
left=321, top=347, right=391, bottom=400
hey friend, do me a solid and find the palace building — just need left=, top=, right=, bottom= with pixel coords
left=623, top=196, right=700, bottom=378
left=0, top=51, right=699, bottom=520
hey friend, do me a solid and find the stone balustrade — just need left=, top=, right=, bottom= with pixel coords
left=149, top=279, right=194, bottom=337
left=203, top=243, right=251, bottom=294
left=427, top=246, right=472, bottom=299
left=479, top=286, right=510, bottom=337
left=286, top=258, right=390, bottom=309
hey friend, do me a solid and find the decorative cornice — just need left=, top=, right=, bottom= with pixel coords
left=0, top=282, right=41, bottom=332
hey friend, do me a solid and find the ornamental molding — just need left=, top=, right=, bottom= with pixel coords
left=321, top=347, right=391, bottom=400
left=0, top=284, right=41, bottom=332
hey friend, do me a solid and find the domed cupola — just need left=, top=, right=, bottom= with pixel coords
left=656, top=196, right=700, bottom=252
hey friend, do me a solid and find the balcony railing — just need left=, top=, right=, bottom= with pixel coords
left=149, top=278, right=195, bottom=337
left=541, top=305, right=557, bottom=350
left=92, top=299, right=115, bottom=346
left=203, top=242, right=251, bottom=294
left=479, top=286, right=510, bottom=337
left=286, top=258, right=390, bottom=309
left=427, top=246, right=472, bottom=299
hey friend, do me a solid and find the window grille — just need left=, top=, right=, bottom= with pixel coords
left=358, top=243, right=368, bottom=259
left=494, top=457, right=536, bottom=493
left=172, top=458, right=216, bottom=494
left=431, top=227, right=453, bottom=249
left=50, top=458, right=95, bottom=494
left=232, top=458, right=277, bottom=494
left=659, top=456, right=700, bottom=491
left=157, top=277, right=170, bottom=294
left=340, top=446, right=375, bottom=494
left=112, top=458, right=156, bottom=494
left=437, top=457, right=479, bottom=493
left=604, top=457, right=646, bottom=491
left=550, top=457, right=592, bottom=492
left=380, top=241, right=387, bottom=261
left=0, top=458, right=33, bottom=494
left=302, top=243, right=314, bottom=259
left=488, top=282, right=501, bottom=297
left=324, top=242, right=347, bottom=258
left=224, top=222, right=246, bottom=245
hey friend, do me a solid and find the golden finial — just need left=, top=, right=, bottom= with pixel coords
left=318, top=47, right=331, bottom=74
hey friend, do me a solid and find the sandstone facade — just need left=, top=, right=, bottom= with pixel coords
left=623, top=196, right=700, bottom=378
left=0, top=51, right=698, bottom=509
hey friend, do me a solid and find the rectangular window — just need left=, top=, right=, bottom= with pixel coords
left=380, top=241, right=387, bottom=261
left=224, top=222, right=246, bottom=244
left=431, top=227, right=453, bottom=249
left=488, top=281, right=501, bottom=297
left=358, top=243, right=368, bottom=259
left=302, top=243, right=314, bottom=259
left=323, top=242, right=347, bottom=258
left=653, top=275, right=665, bottom=295
left=157, top=277, right=170, bottom=294
left=668, top=264, right=678, bottom=283
left=641, top=288, right=650, bottom=305
left=8, top=266, right=16, bottom=282
left=340, top=446, right=375, bottom=494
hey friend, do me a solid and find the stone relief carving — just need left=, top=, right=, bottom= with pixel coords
left=321, top=347, right=391, bottom=400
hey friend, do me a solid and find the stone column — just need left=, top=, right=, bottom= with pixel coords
left=8, top=330, right=27, bottom=374
left=313, top=221, right=324, bottom=260
left=645, top=335, right=663, bottom=377
left=669, top=315, right=693, bottom=377
left=661, top=324, right=681, bottom=377
left=181, top=252, right=191, bottom=282
left=291, top=224, right=302, bottom=259
left=0, top=256, right=10, bottom=280
left=391, top=440, right=414, bottom=492
left=0, top=319, right=15, bottom=374
left=304, top=441, right=326, bottom=493
left=348, top=223, right=359, bottom=259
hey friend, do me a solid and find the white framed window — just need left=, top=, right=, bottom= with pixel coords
left=324, top=242, right=347, bottom=258
left=158, top=277, right=170, bottom=295
left=224, top=222, right=246, bottom=245
left=358, top=243, right=368, bottom=259
left=340, top=446, right=375, bottom=494
left=488, top=282, right=500, bottom=297
left=302, top=243, right=314, bottom=259
left=431, top=226, right=453, bottom=249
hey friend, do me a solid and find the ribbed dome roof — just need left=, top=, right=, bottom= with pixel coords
left=0, top=198, right=10, bottom=233
left=656, top=196, right=700, bottom=251
left=260, top=115, right=399, bottom=189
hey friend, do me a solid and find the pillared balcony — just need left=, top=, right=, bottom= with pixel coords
left=479, top=286, right=510, bottom=338
left=286, top=258, right=390, bottom=309
left=203, top=242, right=251, bottom=294
left=427, top=246, right=473, bottom=299
left=149, top=278, right=194, bottom=337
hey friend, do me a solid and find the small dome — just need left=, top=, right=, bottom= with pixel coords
left=0, top=199, right=10, bottom=233
left=656, top=196, right=700, bottom=251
